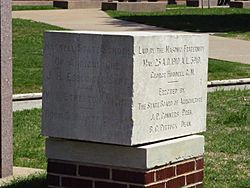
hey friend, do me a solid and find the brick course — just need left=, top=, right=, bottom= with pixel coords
left=61, top=177, right=92, bottom=188
left=79, top=165, right=110, bottom=179
left=48, top=161, right=77, bottom=176
left=196, top=158, right=204, bottom=170
left=165, top=176, right=185, bottom=188
left=177, top=161, right=195, bottom=175
left=47, top=156, right=204, bottom=188
left=186, top=171, right=204, bottom=185
left=156, top=166, right=175, bottom=181
left=47, top=174, right=60, bottom=186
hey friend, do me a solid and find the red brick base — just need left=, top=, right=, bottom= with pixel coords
left=47, top=156, right=204, bottom=188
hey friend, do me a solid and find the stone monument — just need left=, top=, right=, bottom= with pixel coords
left=186, top=0, right=218, bottom=7
left=43, top=31, right=208, bottom=187
left=101, top=1, right=166, bottom=12
left=230, top=0, right=250, bottom=8
left=53, top=0, right=106, bottom=9
left=0, top=0, right=13, bottom=178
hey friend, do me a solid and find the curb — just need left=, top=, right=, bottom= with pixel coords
left=207, top=78, right=250, bottom=87
left=207, top=78, right=250, bottom=92
left=13, top=78, right=250, bottom=101
left=13, top=92, right=42, bottom=101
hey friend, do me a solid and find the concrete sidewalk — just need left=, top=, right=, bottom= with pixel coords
left=13, top=99, right=42, bottom=112
left=12, top=8, right=250, bottom=64
left=12, top=9, right=168, bottom=31
left=209, top=35, right=250, bottom=64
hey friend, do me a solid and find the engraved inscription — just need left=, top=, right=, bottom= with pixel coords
left=134, top=41, right=207, bottom=135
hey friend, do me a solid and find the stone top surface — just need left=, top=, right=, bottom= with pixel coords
left=42, top=31, right=208, bottom=146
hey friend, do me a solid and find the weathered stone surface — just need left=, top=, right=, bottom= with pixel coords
left=46, top=135, right=205, bottom=170
left=0, top=0, right=13, bottom=178
left=230, top=1, right=250, bottom=8
left=101, top=2, right=166, bottom=12
left=42, top=31, right=208, bottom=145
left=168, top=0, right=187, bottom=5
left=186, top=0, right=218, bottom=7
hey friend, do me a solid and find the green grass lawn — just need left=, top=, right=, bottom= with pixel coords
left=107, top=8, right=250, bottom=40
left=205, top=89, right=250, bottom=187
left=13, top=19, right=66, bottom=94
left=12, top=5, right=57, bottom=11
left=208, top=59, right=250, bottom=80
left=2, top=89, right=249, bottom=187
left=13, top=109, right=46, bottom=169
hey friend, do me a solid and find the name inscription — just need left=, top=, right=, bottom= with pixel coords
left=134, top=41, right=207, bottom=135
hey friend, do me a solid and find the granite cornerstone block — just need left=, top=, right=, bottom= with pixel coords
left=42, top=31, right=208, bottom=145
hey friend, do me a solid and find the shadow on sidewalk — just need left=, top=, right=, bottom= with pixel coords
left=110, top=14, right=250, bottom=33
left=1, top=174, right=46, bottom=188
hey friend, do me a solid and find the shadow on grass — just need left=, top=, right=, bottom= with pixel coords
left=118, top=14, right=250, bottom=32
left=108, top=8, right=250, bottom=33
left=2, top=174, right=47, bottom=188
